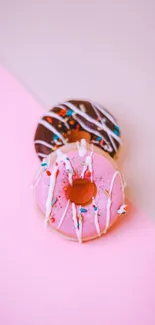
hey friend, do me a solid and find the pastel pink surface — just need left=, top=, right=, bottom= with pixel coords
left=35, top=150, right=124, bottom=240
left=0, top=65, right=155, bottom=325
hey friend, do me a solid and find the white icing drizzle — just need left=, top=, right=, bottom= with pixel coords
left=34, top=140, right=55, bottom=150
left=92, top=197, right=101, bottom=236
left=57, top=200, right=70, bottom=228
left=92, top=102, right=117, bottom=126
left=81, top=147, right=93, bottom=182
left=91, top=140, right=113, bottom=153
left=61, top=101, right=121, bottom=143
left=102, top=143, right=113, bottom=153
left=44, top=111, right=69, bottom=129
left=39, top=119, right=66, bottom=144
left=117, top=205, right=127, bottom=214
left=104, top=171, right=121, bottom=233
left=56, top=104, right=65, bottom=109
left=87, top=151, right=93, bottom=182
left=47, top=154, right=52, bottom=166
left=92, top=104, right=117, bottom=152
left=92, top=103, right=103, bottom=122
left=81, top=163, right=87, bottom=179
left=72, top=203, right=82, bottom=243
left=79, top=104, right=86, bottom=112
left=108, top=134, right=117, bottom=152
left=37, top=152, right=47, bottom=158
left=74, top=115, right=109, bottom=145
left=56, top=149, right=84, bottom=242
left=45, top=164, right=59, bottom=226
left=76, top=138, right=87, bottom=157
left=56, top=151, right=75, bottom=233
left=57, top=150, right=74, bottom=185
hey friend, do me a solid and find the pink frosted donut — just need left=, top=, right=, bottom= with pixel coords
left=34, top=140, right=126, bottom=242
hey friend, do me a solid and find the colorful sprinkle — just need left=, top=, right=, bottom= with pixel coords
left=46, top=170, right=51, bottom=176
left=104, top=189, right=110, bottom=196
left=76, top=124, right=80, bottom=130
left=56, top=170, right=59, bottom=177
left=41, top=162, right=48, bottom=167
left=63, top=186, right=67, bottom=191
left=46, top=117, right=53, bottom=123
left=69, top=120, right=75, bottom=125
left=86, top=171, right=91, bottom=177
left=59, top=109, right=66, bottom=117
left=66, top=109, right=73, bottom=116
left=94, top=206, right=98, bottom=211
left=80, top=208, right=87, bottom=213
left=76, top=214, right=83, bottom=224
left=78, top=214, right=83, bottom=221
left=53, top=134, right=59, bottom=140
left=96, top=136, right=102, bottom=141
left=100, top=139, right=104, bottom=146
left=114, top=125, right=120, bottom=136
left=66, top=157, right=69, bottom=160
left=50, top=217, right=55, bottom=223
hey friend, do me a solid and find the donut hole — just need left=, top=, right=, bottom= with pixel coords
left=67, top=178, right=97, bottom=206
left=67, top=130, right=91, bottom=143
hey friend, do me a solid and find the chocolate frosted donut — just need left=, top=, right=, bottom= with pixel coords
left=34, top=100, right=121, bottom=160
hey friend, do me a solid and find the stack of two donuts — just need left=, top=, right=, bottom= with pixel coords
left=33, top=100, right=127, bottom=242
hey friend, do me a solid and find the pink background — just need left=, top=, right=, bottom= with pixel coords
left=0, top=66, right=155, bottom=325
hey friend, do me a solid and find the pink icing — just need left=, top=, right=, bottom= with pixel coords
left=35, top=149, right=124, bottom=241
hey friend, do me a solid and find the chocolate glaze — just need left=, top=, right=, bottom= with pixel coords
left=34, top=99, right=121, bottom=160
